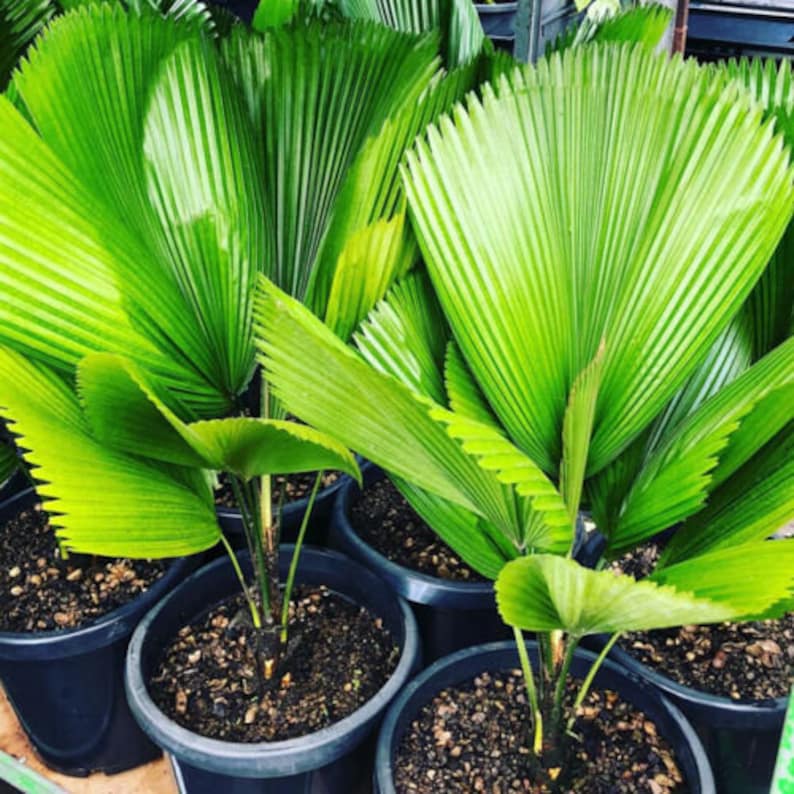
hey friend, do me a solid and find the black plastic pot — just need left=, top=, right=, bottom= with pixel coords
left=217, top=472, right=349, bottom=552
left=330, top=466, right=511, bottom=663
left=575, top=525, right=682, bottom=569
left=374, top=640, right=715, bottom=792
left=126, top=545, right=420, bottom=794
left=474, top=2, right=517, bottom=38
left=0, top=488, right=192, bottom=776
left=209, top=0, right=257, bottom=23
left=589, top=635, right=786, bottom=794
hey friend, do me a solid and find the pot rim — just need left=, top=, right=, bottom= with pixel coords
left=333, top=465, right=496, bottom=605
left=125, top=546, right=420, bottom=777
left=0, top=487, right=191, bottom=658
left=473, top=2, right=518, bottom=11
left=374, top=639, right=715, bottom=793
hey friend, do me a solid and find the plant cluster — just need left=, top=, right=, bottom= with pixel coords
left=0, top=0, right=496, bottom=671
left=256, top=42, right=794, bottom=773
left=0, top=0, right=791, bottom=786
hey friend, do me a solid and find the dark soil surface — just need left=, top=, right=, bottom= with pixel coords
left=214, top=471, right=340, bottom=509
left=150, top=586, right=399, bottom=742
left=0, top=502, right=166, bottom=633
left=350, top=478, right=482, bottom=582
left=614, top=542, right=794, bottom=700
left=622, top=618, right=794, bottom=701
left=394, top=669, right=685, bottom=793
left=610, top=542, right=661, bottom=580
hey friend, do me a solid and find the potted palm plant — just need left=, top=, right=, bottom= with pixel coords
left=0, top=1, right=222, bottom=775
left=328, top=3, right=673, bottom=665
left=256, top=40, right=794, bottom=790
left=577, top=54, right=794, bottom=794
left=0, top=0, right=492, bottom=789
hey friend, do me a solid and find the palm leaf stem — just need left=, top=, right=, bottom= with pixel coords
left=567, top=633, right=621, bottom=732
left=220, top=532, right=261, bottom=628
left=514, top=626, right=544, bottom=755
left=229, top=474, right=271, bottom=623
left=280, top=470, right=323, bottom=645
left=551, top=637, right=579, bottom=737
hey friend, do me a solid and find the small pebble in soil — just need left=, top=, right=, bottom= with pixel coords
left=614, top=540, right=794, bottom=700
left=394, top=670, right=684, bottom=793
left=0, top=503, right=166, bottom=633
left=350, top=478, right=482, bottom=582
left=150, top=586, right=399, bottom=742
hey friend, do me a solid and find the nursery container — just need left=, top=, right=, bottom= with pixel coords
left=592, top=636, right=787, bottom=794
left=771, top=689, right=793, bottom=793
left=374, top=640, right=715, bottom=793
left=0, top=488, right=192, bottom=776
left=331, top=466, right=590, bottom=663
left=126, top=546, right=420, bottom=794
left=217, top=472, right=348, bottom=551
left=330, top=466, right=510, bottom=663
left=474, top=2, right=518, bottom=38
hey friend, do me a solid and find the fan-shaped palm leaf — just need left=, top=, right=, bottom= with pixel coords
left=587, top=56, right=794, bottom=550
left=0, top=0, right=52, bottom=89
left=222, top=22, right=441, bottom=306
left=496, top=543, right=794, bottom=636
left=661, top=425, right=794, bottom=565
left=256, top=277, right=524, bottom=550
left=0, top=348, right=220, bottom=557
left=548, top=2, right=671, bottom=55
left=78, top=353, right=359, bottom=482
left=402, top=44, right=793, bottom=478
left=603, top=337, right=794, bottom=553
left=337, top=0, right=485, bottom=67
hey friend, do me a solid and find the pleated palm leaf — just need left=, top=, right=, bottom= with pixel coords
left=548, top=1, right=673, bottom=54
left=256, top=43, right=794, bottom=763
left=587, top=56, right=794, bottom=563
left=0, top=0, right=53, bottom=89
left=653, top=57, right=794, bottom=565
left=336, top=0, right=486, bottom=67
left=0, top=0, right=213, bottom=89
left=0, top=3, right=480, bottom=658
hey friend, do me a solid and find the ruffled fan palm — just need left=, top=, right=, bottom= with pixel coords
left=257, top=45, right=794, bottom=750
left=0, top=0, right=494, bottom=647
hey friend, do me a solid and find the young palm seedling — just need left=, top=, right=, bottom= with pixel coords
left=256, top=42, right=794, bottom=785
left=0, top=0, right=491, bottom=680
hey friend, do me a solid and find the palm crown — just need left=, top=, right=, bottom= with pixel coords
left=0, top=0, right=499, bottom=558
left=256, top=44, right=794, bottom=745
